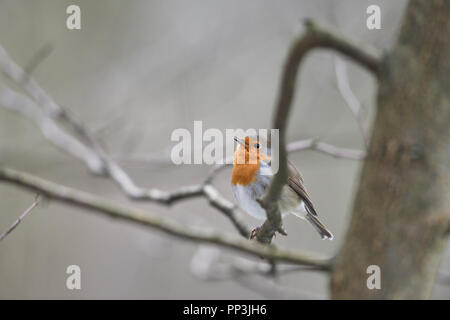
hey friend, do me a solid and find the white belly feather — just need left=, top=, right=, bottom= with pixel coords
left=232, top=182, right=268, bottom=219
left=232, top=163, right=307, bottom=220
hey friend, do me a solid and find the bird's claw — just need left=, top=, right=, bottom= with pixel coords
left=250, top=227, right=261, bottom=240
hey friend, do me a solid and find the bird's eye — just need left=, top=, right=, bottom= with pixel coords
left=254, top=143, right=260, bottom=149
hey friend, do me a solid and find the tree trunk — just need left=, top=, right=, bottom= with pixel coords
left=330, top=0, right=450, bottom=299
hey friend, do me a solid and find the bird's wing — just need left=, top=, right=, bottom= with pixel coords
left=287, top=160, right=318, bottom=216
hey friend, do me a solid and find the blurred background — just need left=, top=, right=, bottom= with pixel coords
left=0, top=0, right=448, bottom=299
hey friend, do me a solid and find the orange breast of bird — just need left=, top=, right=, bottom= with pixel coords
left=231, top=146, right=260, bottom=186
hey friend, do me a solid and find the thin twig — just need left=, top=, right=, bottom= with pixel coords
left=23, top=43, right=54, bottom=77
left=0, top=195, right=40, bottom=242
left=204, top=156, right=234, bottom=184
left=0, top=167, right=331, bottom=269
left=0, top=84, right=105, bottom=173
left=287, top=139, right=365, bottom=160
left=334, top=57, right=368, bottom=146
left=0, top=44, right=93, bottom=139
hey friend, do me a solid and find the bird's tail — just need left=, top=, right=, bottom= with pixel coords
left=305, top=213, right=333, bottom=240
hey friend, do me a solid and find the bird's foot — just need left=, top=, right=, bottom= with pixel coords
left=250, top=227, right=261, bottom=240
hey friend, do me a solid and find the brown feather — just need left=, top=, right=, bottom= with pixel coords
left=286, top=160, right=318, bottom=216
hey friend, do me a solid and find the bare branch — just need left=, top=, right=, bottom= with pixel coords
left=203, top=185, right=251, bottom=237
left=0, top=85, right=198, bottom=202
left=0, top=45, right=61, bottom=117
left=206, top=138, right=364, bottom=186
left=190, top=246, right=326, bottom=299
left=0, top=44, right=252, bottom=237
left=257, top=20, right=380, bottom=244
left=23, top=43, right=54, bottom=77
left=287, top=139, right=365, bottom=160
left=0, top=84, right=105, bottom=173
left=0, top=44, right=152, bottom=195
left=204, top=156, right=234, bottom=184
left=0, top=195, right=40, bottom=242
left=0, top=44, right=95, bottom=142
left=0, top=166, right=331, bottom=269
left=314, top=141, right=365, bottom=160
left=334, top=57, right=368, bottom=146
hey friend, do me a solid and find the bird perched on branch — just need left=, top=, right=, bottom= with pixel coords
left=231, top=136, right=333, bottom=240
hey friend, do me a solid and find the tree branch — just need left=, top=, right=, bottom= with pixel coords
left=0, top=84, right=105, bottom=173
left=0, top=44, right=252, bottom=237
left=334, top=56, right=369, bottom=146
left=202, top=184, right=250, bottom=237
left=0, top=44, right=93, bottom=139
left=0, top=166, right=331, bottom=269
left=0, top=44, right=195, bottom=198
left=0, top=194, right=40, bottom=242
left=287, top=139, right=366, bottom=160
left=257, top=19, right=380, bottom=244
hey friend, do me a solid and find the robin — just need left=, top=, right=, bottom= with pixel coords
left=231, top=136, right=333, bottom=240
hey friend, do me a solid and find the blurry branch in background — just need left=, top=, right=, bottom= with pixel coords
left=0, top=43, right=251, bottom=238
left=0, top=45, right=105, bottom=173
left=0, top=167, right=331, bottom=269
left=23, top=43, right=54, bottom=77
left=205, top=138, right=365, bottom=185
left=0, top=194, right=40, bottom=242
left=191, top=245, right=329, bottom=278
left=334, top=57, right=368, bottom=146
left=256, top=19, right=380, bottom=244
left=0, top=84, right=105, bottom=172
left=286, top=139, right=365, bottom=159
left=190, top=246, right=325, bottom=299
left=0, top=45, right=97, bottom=150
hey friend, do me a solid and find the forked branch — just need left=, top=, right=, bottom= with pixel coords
left=257, top=19, right=380, bottom=244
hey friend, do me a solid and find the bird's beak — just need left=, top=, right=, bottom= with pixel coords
left=234, top=137, right=246, bottom=147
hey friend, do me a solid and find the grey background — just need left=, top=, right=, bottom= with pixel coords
left=0, top=0, right=448, bottom=299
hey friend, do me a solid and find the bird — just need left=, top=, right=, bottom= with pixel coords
left=231, top=136, right=333, bottom=240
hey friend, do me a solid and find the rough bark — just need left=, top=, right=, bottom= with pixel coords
left=331, top=0, right=450, bottom=299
